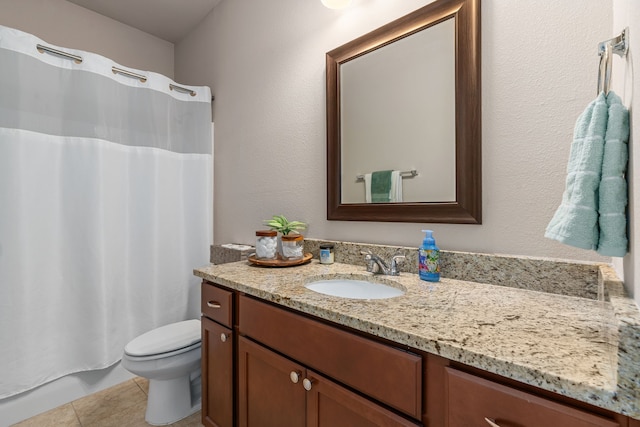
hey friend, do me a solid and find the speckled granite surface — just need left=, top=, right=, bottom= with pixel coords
left=304, top=239, right=603, bottom=299
left=197, top=242, right=640, bottom=419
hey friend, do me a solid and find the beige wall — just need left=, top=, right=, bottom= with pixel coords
left=176, top=0, right=621, bottom=264
left=0, top=0, right=174, bottom=78
left=0, top=3, right=637, bottom=420
left=11, top=0, right=631, bottom=301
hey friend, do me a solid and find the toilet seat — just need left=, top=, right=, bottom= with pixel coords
left=124, top=341, right=201, bottom=362
left=125, top=319, right=201, bottom=359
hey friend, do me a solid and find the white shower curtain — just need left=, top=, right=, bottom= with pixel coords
left=0, top=26, right=212, bottom=398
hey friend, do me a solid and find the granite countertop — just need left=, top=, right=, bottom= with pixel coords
left=194, top=252, right=640, bottom=419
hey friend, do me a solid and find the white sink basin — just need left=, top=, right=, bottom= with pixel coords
left=305, top=278, right=405, bottom=300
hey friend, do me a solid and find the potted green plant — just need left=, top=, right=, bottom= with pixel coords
left=263, top=215, right=307, bottom=260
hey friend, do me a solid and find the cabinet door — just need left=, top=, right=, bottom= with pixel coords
left=306, top=369, right=420, bottom=427
left=446, top=368, right=620, bottom=427
left=239, top=295, right=422, bottom=419
left=238, top=336, right=306, bottom=427
left=202, top=317, right=233, bottom=427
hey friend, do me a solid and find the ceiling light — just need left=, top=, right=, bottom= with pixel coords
left=321, top=0, right=352, bottom=10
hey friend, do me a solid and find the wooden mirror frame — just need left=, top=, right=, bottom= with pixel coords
left=326, top=0, right=481, bottom=223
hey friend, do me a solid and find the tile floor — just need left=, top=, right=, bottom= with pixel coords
left=12, top=377, right=202, bottom=427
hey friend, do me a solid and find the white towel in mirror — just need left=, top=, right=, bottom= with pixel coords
left=390, top=170, right=403, bottom=202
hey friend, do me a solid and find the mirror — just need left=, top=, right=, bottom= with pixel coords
left=341, top=18, right=456, bottom=205
left=326, top=0, right=481, bottom=223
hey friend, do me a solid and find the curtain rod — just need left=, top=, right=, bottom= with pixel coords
left=36, top=44, right=82, bottom=63
left=169, top=84, right=215, bottom=102
left=169, top=83, right=196, bottom=97
left=36, top=43, right=214, bottom=101
left=112, top=66, right=147, bottom=82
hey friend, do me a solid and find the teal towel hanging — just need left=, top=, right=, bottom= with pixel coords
left=597, top=92, right=629, bottom=256
left=545, top=91, right=629, bottom=256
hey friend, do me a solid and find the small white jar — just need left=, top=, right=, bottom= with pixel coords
left=255, top=230, right=278, bottom=260
left=280, top=234, right=304, bottom=260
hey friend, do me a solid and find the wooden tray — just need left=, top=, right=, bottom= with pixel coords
left=248, top=253, right=313, bottom=267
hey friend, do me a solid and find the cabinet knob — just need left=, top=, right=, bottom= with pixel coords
left=207, top=301, right=222, bottom=309
left=302, top=378, right=315, bottom=391
left=289, top=371, right=301, bottom=384
left=220, top=333, right=228, bottom=342
left=484, top=418, right=501, bottom=427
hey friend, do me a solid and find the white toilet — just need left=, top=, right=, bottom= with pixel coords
left=122, top=319, right=202, bottom=425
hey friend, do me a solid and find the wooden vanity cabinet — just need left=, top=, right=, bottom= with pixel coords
left=444, top=368, right=621, bottom=427
left=201, top=283, right=235, bottom=427
left=238, top=294, right=421, bottom=427
left=200, top=280, right=637, bottom=427
left=422, top=353, right=628, bottom=427
left=238, top=334, right=418, bottom=427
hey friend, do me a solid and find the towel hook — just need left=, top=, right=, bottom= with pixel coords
left=598, top=27, right=629, bottom=58
left=597, top=27, right=629, bottom=95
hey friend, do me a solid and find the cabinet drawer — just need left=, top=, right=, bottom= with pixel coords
left=239, top=295, right=422, bottom=419
left=201, top=282, right=233, bottom=327
left=445, top=368, right=620, bottom=427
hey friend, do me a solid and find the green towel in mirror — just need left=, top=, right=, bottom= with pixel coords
left=371, top=170, right=393, bottom=202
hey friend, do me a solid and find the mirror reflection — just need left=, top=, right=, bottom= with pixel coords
left=340, top=18, right=456, bottom=204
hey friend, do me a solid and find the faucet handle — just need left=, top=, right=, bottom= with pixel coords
left=363, top=253, right=377, bottom=273
left=391, top=254, right=406, bottom=264
left=361, top=250, right=374, bottom=271
left=390, top=254, right=405, bottom=276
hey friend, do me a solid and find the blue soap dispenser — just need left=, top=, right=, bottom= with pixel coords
left=419, top=230, right=440, bottom=282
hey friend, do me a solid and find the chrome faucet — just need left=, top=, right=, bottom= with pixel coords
left=361, top=251, right=405, bottom=276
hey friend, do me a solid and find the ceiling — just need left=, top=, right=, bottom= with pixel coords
left=67, top=0, right=222, bottom=43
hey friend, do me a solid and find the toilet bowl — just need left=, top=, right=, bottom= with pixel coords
left=122, top=319, right=202, bottom=425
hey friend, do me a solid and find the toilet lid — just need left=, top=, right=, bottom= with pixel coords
left=125, top=319, right=201, bottom=357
